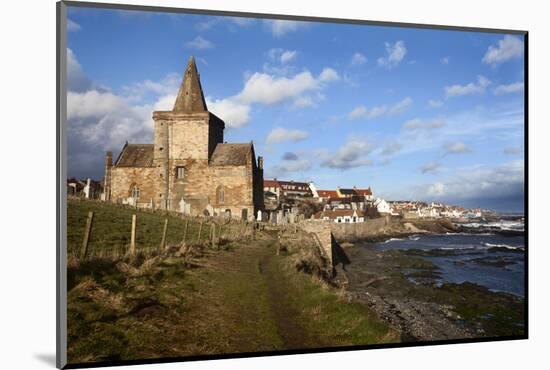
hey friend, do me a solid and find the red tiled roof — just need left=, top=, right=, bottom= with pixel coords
left=354, top=188, right=373, bottom=196
left=317, top=190, right=338, bottom=198
left=264, top=179, right=281, bottom=188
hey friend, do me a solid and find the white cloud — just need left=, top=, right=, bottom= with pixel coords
left=67, top=48, right=93, bottom=92
left=419, top=160, right=524, bottom=202
left=444, top=141, right=469, bottom=154
left=264, top=19, right=309, bottom=37
left=377, top=41, right=407, bottom=69
left=67, top=89, right=154, bottom=153
left=122, top=73, right=181, bottom=102
left=403, top=117, right=445, bottom=130
left=381, top=141, right=403, bottom=156
left=494, top=82, right=524, bottom=95
left=348, top=97, right=412, bottom=120
left=420, top=161, right=441, bottom=174
left=236, top=68, right=338, bottom=105
left=280, top=50, right=297, bottom=63
left=271, top=159, right=312, bottom=175
left=388, top=97, right=412, bottom=115
left=67, top=19, right=81, bottom=32
left=319, top=68, right=340, bottom=82
left=482, top=35, right=524, bottom=66
left=320, top=139, right=372, bottom=169
left=348, top=106, right=368, bottom=120
left=205, top=97, right=251, bottom=128
left=351, top=52, right=367, bottom=66
left=441, top=57, right=450, bottom=65
left=292, top=96, right=316, bottom=109
left=428, top=99, right=444, bottom=108
left=185, top=36, right=214, bottom=50
left=266, top=127, right=308, bottom=144
left=445, top=75, right=491, bottom=98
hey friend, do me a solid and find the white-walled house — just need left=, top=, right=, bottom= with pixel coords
left=314, top=209, right=366, bottom=223
left=374, top=198, right=393, bottom=215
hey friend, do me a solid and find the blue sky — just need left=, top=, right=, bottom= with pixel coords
left=66, top=7, right=525, bottom=212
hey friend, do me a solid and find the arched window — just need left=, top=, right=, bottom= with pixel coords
left=131, top=185, right=140, bottom=199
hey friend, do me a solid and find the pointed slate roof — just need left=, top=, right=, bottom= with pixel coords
left=173, top=56, right=208, bottom=113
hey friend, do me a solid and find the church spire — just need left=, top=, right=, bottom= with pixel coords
left=173, top=56, right=208, bottom=113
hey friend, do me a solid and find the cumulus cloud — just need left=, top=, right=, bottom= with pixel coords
left=444, top=141, right=469, bottom=154
left=270, top=159, right=312, bottom=176
left=419, top=160, right=524, bottom=205
left=482, top=35, right=524, bottom=66
left=494, top=82, right=524, bottom=95
left=67, top=18, right=81, bottom=32
left=282, top=152, right=299, bottom=160
left=403, top=117, right=445, bottom=131
left=420, top=161, right=441, bottom=174
left=264, top=19, right=309, bottom=37
left=236, top=68, right=338, bottom=105
left=377, top=41, right=407, bottom=69
left=351, top=52, right=367, bottom=66
left=320, top=139, right=372, bottom=169
left=348, top=97, right=412, bottom=120
left=266, top=127, right=308, bottom=144
left=185, top=36, right=214, bottom=50
left=445, top=76, right=491, bottom=98
left=67, top=48, right=94, bottom=93
left=205, top=97, right=251, bottom=128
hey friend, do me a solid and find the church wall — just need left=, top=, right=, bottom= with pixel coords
left=110, top=167, right=156, bottom=206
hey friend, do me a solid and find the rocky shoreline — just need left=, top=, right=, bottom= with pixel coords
left=333, top=219, right=525, bottom=342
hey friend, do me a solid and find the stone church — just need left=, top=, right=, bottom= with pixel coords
left=103, top=56, right=264, bottom=220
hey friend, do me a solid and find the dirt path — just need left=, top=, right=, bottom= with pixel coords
left=68, top=231, right=397, bottom=364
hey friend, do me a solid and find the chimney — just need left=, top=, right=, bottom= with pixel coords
left=105, top=151, right=113, bottom=168
left=258, top=156, right=263, bottom=170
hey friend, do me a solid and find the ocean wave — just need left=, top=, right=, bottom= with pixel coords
left=384, top=238, right=405, bottom=243
left=408, top=236, right=420, bottom=241
left=481, top=242, right=524, bottom=250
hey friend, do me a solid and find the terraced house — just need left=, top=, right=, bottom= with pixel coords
left=103, top=56, right=264, bottom=220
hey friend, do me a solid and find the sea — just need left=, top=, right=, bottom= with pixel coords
left=366, top=220, right=525, bottom=297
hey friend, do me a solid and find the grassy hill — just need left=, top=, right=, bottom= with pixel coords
left=67, top=199, right=240, bottom=258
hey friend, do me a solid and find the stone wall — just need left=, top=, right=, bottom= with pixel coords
left=299, top=221, right=334, bottom=266
left=110, top=167, right=156, bottom=205
left=330, top=217, right=389, bottom=241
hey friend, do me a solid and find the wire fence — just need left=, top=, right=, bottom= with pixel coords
left=67, top=198, right=255, bottom=260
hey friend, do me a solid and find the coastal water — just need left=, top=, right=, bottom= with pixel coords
left=365, top=233, right=525, bottom=297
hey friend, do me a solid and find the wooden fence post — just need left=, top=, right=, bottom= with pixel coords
left=183, top=219, right=189, bottom=243
left=80, top=211, right=94, bottom=260
left=130, top=214, right=137, bottom=256
left=197, top=221, right=203, bottom=242
left=160, top=218, right=168, bottom=251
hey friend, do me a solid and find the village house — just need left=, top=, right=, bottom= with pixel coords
left=313, top=209, right=366, bottom=223
left=373, top=198, right=393, bottom=215
left=68, top=178, right=103, bottom=199
left=103, top=56, right=264, bottom=220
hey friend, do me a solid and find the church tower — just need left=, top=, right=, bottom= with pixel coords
left=152, top=56, right=225, bottom=209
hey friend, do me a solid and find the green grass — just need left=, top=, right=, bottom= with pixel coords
left=67, top=199, right=244, bottom=258
left=272, top=255, right=399, bottom=346
left=67, top=231, right=398, bottom=364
